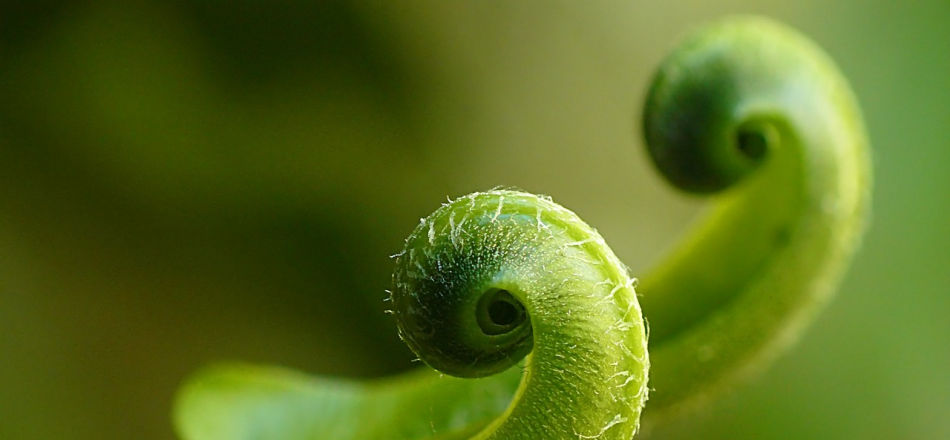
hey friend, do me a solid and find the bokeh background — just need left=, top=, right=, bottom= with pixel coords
left=1, top=1, right=947, bottom=439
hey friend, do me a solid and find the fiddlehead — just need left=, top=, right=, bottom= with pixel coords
left=173, top=15, right=869, bottom=440
left=637, top=17, right=869, bottom=419
left=390, top=190, right=649, bottom=439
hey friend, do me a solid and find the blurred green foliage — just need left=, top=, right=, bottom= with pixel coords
left=0, top=1, right=947, bottom=440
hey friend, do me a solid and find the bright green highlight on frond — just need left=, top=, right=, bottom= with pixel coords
left=173, top=15, right=870, bottom=440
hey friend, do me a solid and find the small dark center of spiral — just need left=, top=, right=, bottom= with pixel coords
left=735, top=126, right=769, bottom=161
left=488, top=299, right=519, bottom=326
left=477, top=289, right=527, bottom=335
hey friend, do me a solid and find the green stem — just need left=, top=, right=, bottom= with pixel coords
left=173, top=15, right=870, bottom=440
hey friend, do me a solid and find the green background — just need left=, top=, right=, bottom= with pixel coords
left=1, top=1, right=947, bottom=439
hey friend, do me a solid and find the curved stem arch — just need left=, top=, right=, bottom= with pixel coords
left=173, top=16, right=870, bottom=440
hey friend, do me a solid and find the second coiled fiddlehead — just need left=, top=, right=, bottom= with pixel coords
left=173, top=16, right=870, bottom=440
